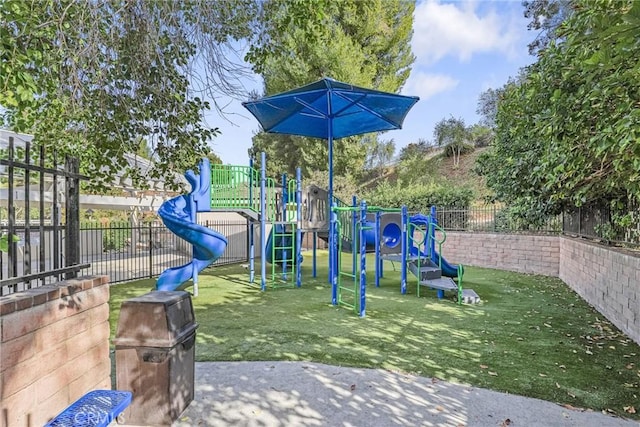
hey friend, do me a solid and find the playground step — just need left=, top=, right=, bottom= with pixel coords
left=419, top=277, right=458, bottom=291
left=210, top=208, right=259, bottom=221
left=380, top=254, right=403, bottom=262
left=408, top=262, right=442, bottom=281
left=460, top=288, right=481, bottom=304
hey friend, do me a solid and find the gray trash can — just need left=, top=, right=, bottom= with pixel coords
left=114, top=291, right=198, bottom=426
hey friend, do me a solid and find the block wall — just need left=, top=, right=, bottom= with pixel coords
left=559, top=237, right=639, bottom=345
left=439, top=232, right=638, bottom=345
left=443, top=232, right=560, bottom=276
left=0, top=276, right=111, bottom=427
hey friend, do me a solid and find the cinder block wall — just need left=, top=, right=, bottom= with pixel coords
left=559, top=237, right=640, bottom=345
left=0, top=276, right=111, bottom=427
left=439, top=232, right=639, bottom=345
left=443, top=232, right=560, bottom=276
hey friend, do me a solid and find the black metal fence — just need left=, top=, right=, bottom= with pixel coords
left=432, top=207, right=563, bottom=233
left=0, top=219, right=249, bottom=294
left=563, top=202, right=640, bottom=246
left=0, top=135, right=86, bottom=295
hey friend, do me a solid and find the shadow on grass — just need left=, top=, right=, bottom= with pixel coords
left=109, top=257, right=640, bottom=420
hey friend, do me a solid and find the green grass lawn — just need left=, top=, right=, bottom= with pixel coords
left=109, top=251, right=639, bottom=420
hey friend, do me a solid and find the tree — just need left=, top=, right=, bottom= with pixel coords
left=1, top=0, right=256, bottom=190
left=398, top=139, right=435, bottom=162
left=246, top=0, right=415, bottom=181
left=477, top=0, right=640, bottom=226
left=365, top=138, right=395, bottom=171
left=468, top=124, right=494, bottom=148
left=522, top=0, right=574, bottom=55
left=433, top=117, right=471, bottom=168
left=476, top=88, right=501, bottom=128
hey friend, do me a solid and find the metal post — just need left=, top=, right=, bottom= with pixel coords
left=430, top=205, right=437, bottom=259
left=351, top=196, right=357, bottom=275
left=260, top=152, right=267, bottom=291
left=330, top=202, right=338, bottom=305
left=281, top=173, right=288, bottom=278
left=190, top=183, right=198, bottom=297
left=359, top=200, right=367, bottom=318
left=296, top=168, right=302, bottom=287
left=64, top=156, right=80, bottom=279
left=312, top=231, right=317, bottom=278
left=375, top=210, right=381, bottom=287
left=249, top=221, right=255, bottom=283
left=401, top=205, right=407, bottom=295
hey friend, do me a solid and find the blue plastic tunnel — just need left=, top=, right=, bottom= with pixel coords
left=381, top=221, right=401, bottom=249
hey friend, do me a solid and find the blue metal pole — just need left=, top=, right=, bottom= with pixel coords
left=296, top=167, right=302, bottom=287
left=330, top=202, right=338, bottom=305
left=351, top=195, right=357, bottom=276
left=327, top=125, right=334, bottom=285
left=430, top=205, right=437, bottom=259
left=312, top=231, right=317, bottom=278
left=249, top=221, right=255, bottom=283
left=375, top=210, right=381, bottom=287
left=401, top=205, right=408, bottom=295
left=249, top=158, right=255, bottom=282
left=359, top=200, right=367, bottom=318
left=249, top=157, right=254, bottom=210
left=260, top=152, right=267, bottom=291
left=190, top=181, right=198, bottom=297
left=281, top=173, right=288, bottom=279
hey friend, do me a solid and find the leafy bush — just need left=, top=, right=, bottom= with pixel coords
left=363, top=182, right=473, bottom=212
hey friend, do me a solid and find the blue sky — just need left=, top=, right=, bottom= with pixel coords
left=206, top=0, right=537, bottom=166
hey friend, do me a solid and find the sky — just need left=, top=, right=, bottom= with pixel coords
left=206, top=0, right=538, bottom=166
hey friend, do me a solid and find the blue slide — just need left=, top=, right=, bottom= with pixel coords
left=157, top=163, right=228, bottom=291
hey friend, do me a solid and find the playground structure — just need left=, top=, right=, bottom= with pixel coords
left=156, top=153, right=479, bottom=313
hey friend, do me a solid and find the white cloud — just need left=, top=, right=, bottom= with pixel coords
left=403, top=72, right=459, bottom=100
left=412, top=0, right=522, bottom=65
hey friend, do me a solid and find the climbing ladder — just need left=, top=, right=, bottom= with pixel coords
left=333, top=201, right=368, bottom=317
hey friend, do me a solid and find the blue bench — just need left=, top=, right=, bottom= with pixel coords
left=44, top=390, right=132, bottom=427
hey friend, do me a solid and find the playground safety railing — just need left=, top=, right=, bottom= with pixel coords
left=210, top=164, right=280, bottom=221
left=428, top=222, right=463, bottom=304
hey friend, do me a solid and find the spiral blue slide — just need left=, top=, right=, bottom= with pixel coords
left=157, top=162, right=228, bottom=291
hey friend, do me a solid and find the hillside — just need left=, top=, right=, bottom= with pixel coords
left=422, top=146, right=492, bottom=201
left=359, top=146, right=492, bottom=203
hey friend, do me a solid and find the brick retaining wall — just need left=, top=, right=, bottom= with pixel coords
left=0, top=276, right=111, bottom=427
left=438, top=232, right=638, bottom=345
left=443, top=232, right=559, bottom=276
left=559, top=237, right=639, bottom=345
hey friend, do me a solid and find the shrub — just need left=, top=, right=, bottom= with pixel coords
left=363, top=182, right=473, bottom=212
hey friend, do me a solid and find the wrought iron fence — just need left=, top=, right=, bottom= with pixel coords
left=431, top=207, right=562, bottom=233
left=563, top=202, right=640, bottom=246
left=79, top=219, right=249, bottom=284
left=0, top=134, right=87, bottom=295
left=1, top=219, right=249, bottom=294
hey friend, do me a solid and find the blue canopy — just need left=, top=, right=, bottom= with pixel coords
left=242, top=78, right=419, bottom=140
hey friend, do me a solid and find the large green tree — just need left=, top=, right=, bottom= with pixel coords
left=246, top=0, right=415, bottom=180
left=477, top=0, right=640, bottom=224
left=1, top=0, right=255, bottom=190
